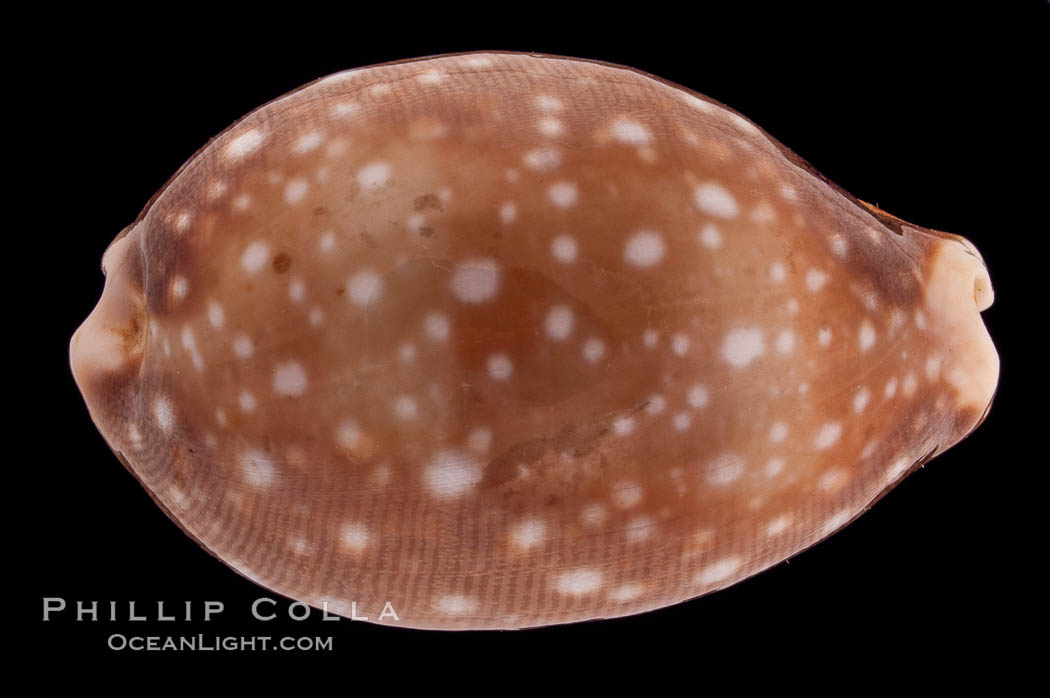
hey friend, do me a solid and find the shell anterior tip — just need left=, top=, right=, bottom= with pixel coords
left=70, top=227, right=146, bottom=388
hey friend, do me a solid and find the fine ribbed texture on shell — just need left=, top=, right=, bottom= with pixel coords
left=70, top=52, right=998, bottom=630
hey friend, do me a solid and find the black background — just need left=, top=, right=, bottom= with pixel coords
left=13, top=3, right=1046, bottom=692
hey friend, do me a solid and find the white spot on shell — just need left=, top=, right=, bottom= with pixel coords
left=548, top=181, right=578, bottom=208
left=272, top=362, right=307, bottom=396
left=699, top=223, right=722, bottom=249
left=207, top=302, right=225, bottom=329
left=153, top=396, right=174, bottom=433
left=487, top=353, right=513, bottom=381
left=416, top=69, right=444, bottom=84
left=335, top=420, right=361, bottom=451
left=778, top=183, right=798, bottom=202
left=288, top=278, right=306, bottom=303
left=233, top=334, right=254, bottom=360
left=814, top=422, right=842, bottom=450
left=535, top=94, right=564, bottom=111
left=393, top=395, right=418, bottom=420
left=357, top=161, right=392, bottom=191
left=450, top=258, right=501, bottom=303
left=128, top=424, right=143, bottom=447
left=171, top=276, right=189, bottom=300
left=859, top=320, right=877, bottom=351
left=722, top=327, right=765, bottom=367
left=554, top=569, right=603, bottom=595
left=499, top=202, right=517, bottom=224
left=765, top=515, right=792, bottom=537
left=806, top=268, right=829, bottom=292
left=180, top=325, right=204, bottom=372
left=293, top=131, right=324, bottom=154
left=694, top=182, right=739, bottom=218
left=925, top=356, right=943, bottom=381
left=424, top=450, right=483, bottom=498
left=284, top=178, right=309, bottom=204
left=241, top=241, right=269, bottom=274
left=645, top=394, right=667, bottom=415
left=406, top=213, right=425, bottom=234
left=853, top=387, right=871, bottom=413
left=626, top=516, right=655, bottom=542
left=819, top=469, right=845, bottom=491
left=582, top=338, right=606, bottom=363
left=671, top=333, right=690, bottom=356
left=436, top=595, right=478, bottom=615
left=696, top=557, right=742, bottom=586
left=609, top=584, right=643, bottom=602
left=537, top=117, right=565, bottom=137
left=624, top=231, right=666, bottom=267
left=225, top=129, right=265, bottom=160
left=424, top=312, right=451, bottom=342
left=770, top=261, right=787, bottom=283
left=769, top=422, right=788, bottom=443
left=205, top=180, right=227, bottom=201
left=545, top=304, right=574, bottom=341
left=460, top=56, right=495, bottom=70
left=611, top=117, right=652, bottom=145
left=319, top=232, right=336, bottom=254
left=775, top=329, right=795, bottom=354
left=347, top=269, right=383, bottom=307
left=291, top=538, right=313, bottom=557
left=308, top=307, right=324, bottom=327
left=510, top=519, right=546, bottom=550
left=749, top=202, right=776, bottom=224
left=612, top=416, right=635, bottom=436
left=829, top=234, right=848, bottom=257
left=886, top=457, right=912, bottom=483
left=238, top=391, right=257, bottom=412
left=681, top=92, right=716, bottom=113
left=331, top=101, right=360, bottom=118
left=706, top=453, right=744, bottom=485
left=523, top=146, right=561, bottom=171
left=169, top=487, right=190, bottom=509
left=241, top=449, right=275, bottom=488
left=687, top=384, right=710, bottom=409
left=551, top=235, right=578, bottom=263
left=821, top=510, right=853, bottom=536
left=339, top=522, right=371, bottom=553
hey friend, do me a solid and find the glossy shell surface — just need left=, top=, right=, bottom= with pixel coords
left=70, top=52, right=999, bottom=629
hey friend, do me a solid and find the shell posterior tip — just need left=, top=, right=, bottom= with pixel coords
left=924, top=235, right=999, bottom=419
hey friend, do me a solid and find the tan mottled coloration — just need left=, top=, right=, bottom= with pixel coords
left=70, top=52, right=998, bottom=630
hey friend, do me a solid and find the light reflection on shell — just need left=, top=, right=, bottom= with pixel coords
left=70, top=52, right=998, bottom=630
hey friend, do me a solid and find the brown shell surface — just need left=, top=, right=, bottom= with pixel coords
left=70, top=52, right=999, bottom=630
